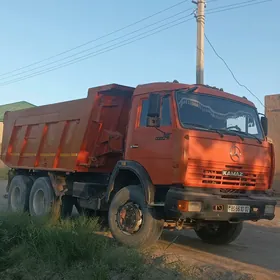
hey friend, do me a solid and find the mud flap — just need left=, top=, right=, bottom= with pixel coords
left=48, top=173, right=68, bottom=223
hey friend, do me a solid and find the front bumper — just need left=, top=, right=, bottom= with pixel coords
left=165, top=187, right=277, bottom=222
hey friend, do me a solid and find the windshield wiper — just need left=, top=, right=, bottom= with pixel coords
left=217, top=129, right=262, bottom=143
left=215, top=128, right=244, bottom=141
left=182, top=123, right=224, bottom=138
left=230, top=130, right=262, bottom=144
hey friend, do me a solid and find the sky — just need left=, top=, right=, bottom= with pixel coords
left=0, top=0, right=279, bottom=113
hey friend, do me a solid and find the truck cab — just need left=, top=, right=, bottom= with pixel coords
left=114, top=82, right=276, bottom=245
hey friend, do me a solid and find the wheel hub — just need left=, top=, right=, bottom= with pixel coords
left=117, top=202, right=143, bottom=235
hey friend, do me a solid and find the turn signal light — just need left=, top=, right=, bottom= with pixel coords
left=178, top=200, right=202, bottom=212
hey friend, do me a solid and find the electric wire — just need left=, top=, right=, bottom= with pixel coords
left=207, top=0, right=271, bottom=15
left=0, top=0, right=271, bottom=87
left=205, top=33, right=265, bottom=108
left=0, top=0, right=190, bottom=78
left=0, top=16, right=195, bottom=86
left=0, top=9, right=194, bottom=82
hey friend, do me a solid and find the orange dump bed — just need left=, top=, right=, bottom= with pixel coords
left=1, top=84, right=134, bottom=172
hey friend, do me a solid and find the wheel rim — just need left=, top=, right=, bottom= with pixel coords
left=116, top=202, right=143, bottom=235
left=33, top=189, right=46, bottom=216
left=10, top=185, right=21, bottom=211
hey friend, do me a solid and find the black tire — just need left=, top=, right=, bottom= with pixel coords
left=8, top=175, right=33, bottom=213
left=108, top=185, right=164, bottom=248
left=29, top=177, right=54, bottom=217
left=195, top=221, right=243, bottom=245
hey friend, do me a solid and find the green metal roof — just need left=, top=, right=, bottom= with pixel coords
left=0, top=101, right=35, bottom=121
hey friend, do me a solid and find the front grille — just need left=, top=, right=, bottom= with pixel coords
left=202, top=169, right=257, bottom=187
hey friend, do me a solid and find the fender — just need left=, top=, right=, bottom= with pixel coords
left=106, top=160, right=155, bottom=205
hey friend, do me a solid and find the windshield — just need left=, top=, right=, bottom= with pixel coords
left=175, top=90, right=264, bottom=140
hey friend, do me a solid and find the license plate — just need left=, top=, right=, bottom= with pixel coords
left=228, top=205, right=250, bottom=213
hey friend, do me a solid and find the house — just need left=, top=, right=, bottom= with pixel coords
left=0, top=101, right=35, bottom=168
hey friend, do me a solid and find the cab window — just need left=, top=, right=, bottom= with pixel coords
left=139, top=96, right=171, bottom=127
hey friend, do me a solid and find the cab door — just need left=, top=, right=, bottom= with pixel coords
left=126, top=93, right=173, bottom=185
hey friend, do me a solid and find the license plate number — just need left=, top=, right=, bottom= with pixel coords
left=228, top=205, right=250, bottom=213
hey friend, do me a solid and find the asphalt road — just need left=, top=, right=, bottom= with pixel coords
left=1, top=180, right=279, bottom=279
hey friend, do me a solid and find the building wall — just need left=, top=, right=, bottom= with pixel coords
left=0, top=122, right=4, bottom=168
left=265, top=94, right=280, bottom=195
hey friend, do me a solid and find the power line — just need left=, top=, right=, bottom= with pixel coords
left=0, top=0, right=190, bottom=78
left=204, top=33, right=265, bottom=108
left=0, top=0, right=271, bottom=86
left=0, top=9, right=194, bottom=82
left=0, top=17, right=195, bottom=87
left=208, top=0, right=266, bottom=11
left=207, top=0, right=271, bottom=15
left=3, top=1, right=268, bottom=84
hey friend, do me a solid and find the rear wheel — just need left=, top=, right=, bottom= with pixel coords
left=195, top=221, right=243, bottom=245
left=8, top=175, right=33, bottom=213
left=29, top=177, right=54, bottom=216
left=108, top=185, right=164, bottom=248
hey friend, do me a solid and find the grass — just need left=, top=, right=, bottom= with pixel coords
left=0, top=213, right=255, bottom=280
left=0, top=213, right=186, bottom=280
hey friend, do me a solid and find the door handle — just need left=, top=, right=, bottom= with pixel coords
left=130, top=144, right=139, bottom=149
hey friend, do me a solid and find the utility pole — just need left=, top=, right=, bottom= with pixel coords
left=193, top=0, right=205, bottom=85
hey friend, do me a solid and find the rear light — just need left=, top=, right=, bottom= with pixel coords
left=178, top=200, right=202, bottom=212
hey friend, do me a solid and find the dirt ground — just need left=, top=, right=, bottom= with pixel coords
left=1, top=180, right=279, bottom=280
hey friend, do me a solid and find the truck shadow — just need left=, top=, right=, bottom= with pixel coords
left=159, top=220, right=280, bottom=272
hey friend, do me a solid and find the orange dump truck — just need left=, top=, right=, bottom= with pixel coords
left=1, top=82, right=276, bottom=248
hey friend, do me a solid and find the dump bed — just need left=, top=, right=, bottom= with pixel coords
left=1, top=84, right=134, bottom=172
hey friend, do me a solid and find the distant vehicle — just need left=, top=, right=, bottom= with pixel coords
left=1, top=82, right=276, bottom=248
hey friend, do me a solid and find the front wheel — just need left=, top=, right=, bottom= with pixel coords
left=108, top=185, right=164, bottom=248
left=195, top=221, right=243, bottom=245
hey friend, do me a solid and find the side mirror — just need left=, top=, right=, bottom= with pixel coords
left=146, top=93, right=161, bottom=127
left=261, top=116, right=268, bottom=136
